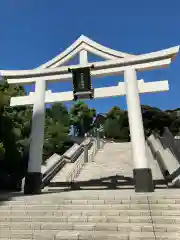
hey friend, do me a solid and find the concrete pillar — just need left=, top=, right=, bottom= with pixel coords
left=97, top=129, right=100, bottom=150
left=24, top=80, right=46, bottom=194
left=124, top=67, right=154, bottom=192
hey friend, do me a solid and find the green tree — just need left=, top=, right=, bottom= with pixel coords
left=104, top=106, right=129, bottom=141
left=0, top=82, right=30, bottom=189
left=141, top=105, right=173, bottom=136
left=0, top=141, right=5, bottom=160
left=43, top=103, right=71, bottom=161
left=70, top=101, right=96, bottom=137
left=170, top=117, right=180, bottom=136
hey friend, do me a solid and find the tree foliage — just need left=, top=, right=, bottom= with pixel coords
left=70, top=101, right=96, bottom=137
left=44, top=103, right=71, bottom=160
left=141, top=105, right=174, bottom=136
left=0, top=84, right=72, bottom=189
left=104, top=106, right=129, bottom=141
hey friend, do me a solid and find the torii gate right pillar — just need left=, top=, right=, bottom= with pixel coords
left=125, top=67, right=154, bottom=192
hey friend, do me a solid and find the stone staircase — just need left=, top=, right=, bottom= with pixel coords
left=0, top=141, right=179, bottom=239
left=76, top=143, right=132, bottom=179
left=1, top=189, right=180, bottom=239
left=75, top=142, right=165, bottom=187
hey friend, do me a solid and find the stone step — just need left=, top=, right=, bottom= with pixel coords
left=55, top=231, right=180, bottom=240
left=0, top=215, right=180, bottom=224
left=1, top=223, right=180, bottom=235
left=6, top=197, right=180, bottom=202
left=1, top=230, right=180, bottom=240
left=2, top=198, right=180, bottom=204
left=1, top=204, right=180, bottom=210
left=2, top=189, right=180, bottom=200
left=1, top=209, right=180, bottom=216
left=0, top=229, right=59, bottom=239
left=2, top=195, right=180, bottom=202
left=0, top=222, right=154, bottom=231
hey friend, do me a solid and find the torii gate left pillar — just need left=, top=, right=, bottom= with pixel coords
left=24, top=79, right=46, bottom=194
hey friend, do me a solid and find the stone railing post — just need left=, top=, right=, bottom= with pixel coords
left=97, top=129, right=100, bottom=149
left=84, top=144, right=89, bottom=163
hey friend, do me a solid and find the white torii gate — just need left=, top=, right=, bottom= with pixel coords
left=0, top=35, right=179, bottom=194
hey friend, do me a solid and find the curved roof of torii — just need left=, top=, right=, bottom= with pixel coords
left=0, top=35, right=179, bottom=84
left=37, top=35, right=135, bottom=69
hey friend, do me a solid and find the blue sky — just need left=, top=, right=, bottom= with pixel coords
left=0, top=0, right=180, bottom=113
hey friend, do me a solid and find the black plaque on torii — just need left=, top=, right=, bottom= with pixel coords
left=68, top=66, right=94, bottom=100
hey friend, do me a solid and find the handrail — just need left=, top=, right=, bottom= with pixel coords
left=42, top=154, right=62, bottom=178
left=41, top=138, right=93, bottom=188
left=156, top=128, right=180, bottom=164
left=67, top=139, right=97, bottom=183
left=64, top=147, right=84, bottom=163
left=147, top=138, right=169, bottom=180
left=148, top=132, right=180, bottom=186
left=41, top=156, right=66, bottom=188
left=63, top=143, right=81, bottom=162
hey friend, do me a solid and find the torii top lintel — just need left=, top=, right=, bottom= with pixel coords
left=0, top=35, right=179, bottom=85
left=38, top=34, right=135, bottom=69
